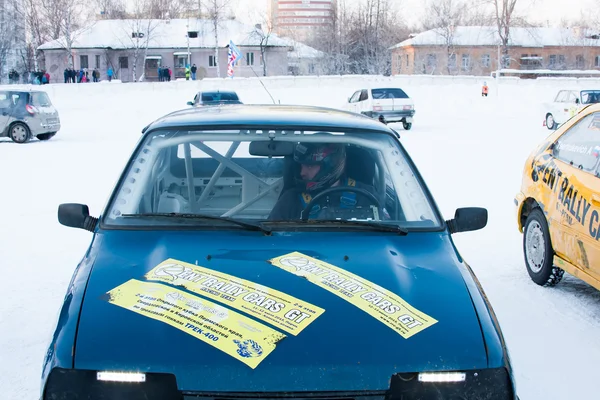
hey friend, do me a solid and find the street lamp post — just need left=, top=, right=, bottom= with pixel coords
left=186, top=21, right=191, bottom=68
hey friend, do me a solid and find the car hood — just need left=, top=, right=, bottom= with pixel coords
left=75, top=230, right=487, bottom=392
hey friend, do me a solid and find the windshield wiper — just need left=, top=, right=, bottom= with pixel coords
left=121, top=213, right=271, bottom=234
left=266, top=219, right=408, bottom=235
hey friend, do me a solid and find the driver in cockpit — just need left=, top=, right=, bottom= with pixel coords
left=268, top=143, right=380, bottom=220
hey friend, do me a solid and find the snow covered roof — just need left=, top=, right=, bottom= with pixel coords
left=283, top=38, right=325, bottom=59
left=38, top=18, right=293, bottom=51
left=391, top=26, right=600, bottom=49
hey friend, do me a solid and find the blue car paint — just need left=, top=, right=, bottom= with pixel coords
left=39, top=235, right=102, bottom=399
left=41, top=105, right=515, bottom=397
left=45, top=229, right=505, bottom=392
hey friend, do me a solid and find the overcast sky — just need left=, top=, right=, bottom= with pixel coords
left=233, top=0, right=594, bottom=28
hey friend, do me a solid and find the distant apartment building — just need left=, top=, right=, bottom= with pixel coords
left=269, top=0, right=336, bottom=42
left=391, top=26, right=600, bottom=76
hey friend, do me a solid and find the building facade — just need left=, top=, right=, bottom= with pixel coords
left=37, top=18, right=316, bottom=83
left=391, top=26, right=600, bottom=76
left=269, top=0, right=336, bottom=42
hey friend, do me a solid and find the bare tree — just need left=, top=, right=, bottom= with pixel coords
left=247, top=6, right=275, bottom=77
left=0, top=0, right=26, bottom=82
left=41, top=0, right=91, bottom=67
left=487, top=0, right=518, bottom=68
left=17, top=0, right=51, bottom=70
left=94, top=0, right=128, bottom=19
left=144, top=0, right=189, bottom=19
left=118, top=0, right=160, bottom=82
left=345, top=0, right=407, bottom=75
left=202, top=0, right=234, bottom=78
left=422, top=0, right=467, bottom=74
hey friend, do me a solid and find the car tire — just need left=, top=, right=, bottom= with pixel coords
left=403, top=122, right=412, bottom=130
left=9, top=122, right=31, bottom=144
left=545, top=114, right=556, bottom=130
left=37, top=132, right=56, bottom=141
left=523, top=209, right=564, bottom=286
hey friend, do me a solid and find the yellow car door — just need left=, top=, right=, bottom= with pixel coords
left=550, top=111, right=600, bottom=285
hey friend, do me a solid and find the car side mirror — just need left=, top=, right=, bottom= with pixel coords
left=446, top=207, right=487, bottom=234
left=575, top=98, right=580, bottom=104
left=58, top=203, right=98, bottom=232
left=187, top=101, right=193, bottom=106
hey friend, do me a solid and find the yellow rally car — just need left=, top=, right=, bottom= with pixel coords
left=516, top=103, right=600, bottom=291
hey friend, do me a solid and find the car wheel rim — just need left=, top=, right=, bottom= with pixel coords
left=547, top=115, right=554, bottom=127
left=12, top=125, right=27, bottom=142
left=525, top=221, right=545, bottom=273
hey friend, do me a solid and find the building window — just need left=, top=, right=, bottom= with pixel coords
left=406, top=54, right=408, bottom=67
left=397, top=55, right=401, bottom=71
left=596, top=56, right=600, bottom=67
left=95, top=55, right=100, bottom=69
left=448, top=53, right=456, bottom=69
left=427, top=54, right=437, bottom=71
left=246, top=52, right=254, bottom=66
left=80, top=55, right=88, bottom=69
left=308, top=63, right=315, bottom=74
left=209, top=55, right=216, bottom=67
left=481, top=54, right=490, bottom=68
left=549, top=55, right=557, bottom=69
left=119, top=57, right=128, bottom=69
left=461, top=54, right=470, bottom=71
left=576, top=55, right=584, bottom=69
left=558, top=55, right=566, bottom=69
left=175, top=56, right=186, bottom=68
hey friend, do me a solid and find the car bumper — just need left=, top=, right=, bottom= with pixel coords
left=514, top=192, right=526, bottom=232
left=364, top=110, right=415, bottom=123
left=31, top=121, right=61, bottom=135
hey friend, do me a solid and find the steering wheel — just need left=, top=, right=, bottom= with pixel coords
left=301, top=186, right=381, bottom=221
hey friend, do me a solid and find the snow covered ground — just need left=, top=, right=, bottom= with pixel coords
left=1, top=75, right=599, bottom=400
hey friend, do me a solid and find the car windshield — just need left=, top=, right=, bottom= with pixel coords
left=201, top=92, right=239, bottom=102
left=581, top=90, right=600, bottom=104
left=103, top=129, right=442, bottom=230
left=371, top=88, right=409, bottom=99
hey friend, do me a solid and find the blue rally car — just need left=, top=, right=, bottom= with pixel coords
left=41, top=105, right=518, bottom=399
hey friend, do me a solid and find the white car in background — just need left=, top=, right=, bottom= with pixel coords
left=345, top=87, right=415, bottom=130
left=543, top=89, right=600, bottom=130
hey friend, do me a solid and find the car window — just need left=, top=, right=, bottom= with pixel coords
left=0, top=92, right=10, bottom=108
left=349, top=91, right=361, bottom=103
left=372, top=88, right=409, bottom=99
left=554, top=91, right=566, bottom=102
left=103, top=130, right=442, bottom=230
left=201, top=92, right=239, bottom=101
left=553, top=112, right=600, bottom=175
left=359, top=90, right=368, bottom=101
left=31, top=92, right=52, bottom=107
left=581, top=91, right=600, bottom=104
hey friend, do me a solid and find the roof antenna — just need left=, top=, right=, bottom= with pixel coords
left=243, top=53, right=277, bottom=104
left=228, top=33, right=278, bottom=105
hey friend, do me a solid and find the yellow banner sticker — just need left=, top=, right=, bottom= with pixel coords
left=144, top=258, right=325, bottom=336
left=268, top=252, right=438, bottom=339
left=105, top=279, right=286, bottom=369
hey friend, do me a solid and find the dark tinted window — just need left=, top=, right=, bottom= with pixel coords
left=581, top=91, right=600, bottom=104
left=371, top=88, right=409, bottom=99
left=553, top=112, right=600, bottom=175
left=201, top=92, right=239, bottom=102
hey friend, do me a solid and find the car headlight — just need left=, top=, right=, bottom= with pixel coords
left=43, top=367, right=180, bottom=400
left=386, top=367, right=515, bottom=400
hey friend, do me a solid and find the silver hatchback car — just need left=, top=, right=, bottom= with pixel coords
left=0, top=90, right=61, bottom=143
